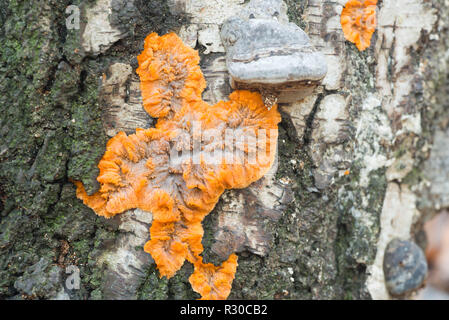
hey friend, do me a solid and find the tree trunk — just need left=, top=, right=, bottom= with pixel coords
left=0, top=0, right=447, bottom=300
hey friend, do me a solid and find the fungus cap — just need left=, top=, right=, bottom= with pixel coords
left=220, top=0, right=327, bottom=103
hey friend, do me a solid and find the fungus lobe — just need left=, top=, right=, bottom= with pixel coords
left=341, top=0, right=377, bottom=51
left=73, top=32, right=281, bottom=299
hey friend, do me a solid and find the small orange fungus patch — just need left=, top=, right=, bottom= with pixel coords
left=73, top=32, right=281, bottom=299
left=189, top=254, right=239, bottom=300
left=341, top=0, right=377, bottom=51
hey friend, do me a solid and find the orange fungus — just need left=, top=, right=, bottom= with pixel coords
left=72, top=32, right=281, bottom=299
left=189, top=254, right=239, bottom=300
left=341, top=0, right=377, bottom=51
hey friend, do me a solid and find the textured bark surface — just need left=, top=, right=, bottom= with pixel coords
left=0, top=0, right=448, bottom=300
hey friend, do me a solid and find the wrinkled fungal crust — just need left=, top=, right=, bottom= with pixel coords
left=73, top=32, right=281, bottom=299
left=341, top=0, right=378, bottom=51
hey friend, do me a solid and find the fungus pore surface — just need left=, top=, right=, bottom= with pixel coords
left=341, top=0, right=377, bottom=51
left=73, top=32, right=281, bottom=299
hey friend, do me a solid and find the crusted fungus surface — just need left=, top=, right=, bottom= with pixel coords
left=189, top=254, right=239, bottom=300
left=73, top=32, right=281, bottom=299
left=341, top=0, right=377, bottom=51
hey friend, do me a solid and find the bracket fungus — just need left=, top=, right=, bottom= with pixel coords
left=220, top=0, right=327, bottom=105
left=341, top=0, right=378, bottom=51
left=73, top=32, right=281, bottom=299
